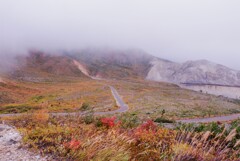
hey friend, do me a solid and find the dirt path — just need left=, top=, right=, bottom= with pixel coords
left=0, top=124, right=48, bottom=161
left=177, top=113, right=240, bottom=123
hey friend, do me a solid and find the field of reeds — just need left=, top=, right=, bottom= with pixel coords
left=1, top=110, right=239, bottom=161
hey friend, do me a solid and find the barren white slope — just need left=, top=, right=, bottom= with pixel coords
left=147, top=59, right=240, bottom=86
left=73, top=60, right=90, bottom=77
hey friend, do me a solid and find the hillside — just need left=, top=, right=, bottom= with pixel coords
left=5, top=48, right=240, bottom=87
left=147, top=59, right=240, bottom=86
left=66, top=48, right=154, bottom=79
left=10, top=51, right=89, bottom=82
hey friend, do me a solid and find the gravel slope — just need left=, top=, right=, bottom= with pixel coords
left=0, top=124, right=48, bottom=161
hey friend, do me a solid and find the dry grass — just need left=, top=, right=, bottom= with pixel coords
left=1, top=78, right=240, bottom=120
left=1, top=79, right=115, bottom=113
left=1, top=113, right=239, bottom=161
left=109, top=79, right=240, bottom=119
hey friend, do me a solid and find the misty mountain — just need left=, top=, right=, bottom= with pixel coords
left=147, top=59, right=240, bottom=86
left=7, top=48, right=240, bottom=86
left=10, top=51, right=89, bottom=82
left=65, top=48, right=154, bottom=79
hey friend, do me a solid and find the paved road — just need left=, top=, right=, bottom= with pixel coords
left=177, top=113, right=240, bottom=123
left=0, top=86, right=129, bottom=117
left=95, top=86, right=128, bottom=115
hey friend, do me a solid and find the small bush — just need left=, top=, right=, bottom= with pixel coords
left=83, top=111, right=94, bottom=124
left=119, top=112, right=141, bottom=128
left=80, top=102, right=90, bottom=111
left=32, top=109, right=49, bottom=124
left=101, top=116, right=120, bottom=128
left=154, top=117, right=175, bottom=123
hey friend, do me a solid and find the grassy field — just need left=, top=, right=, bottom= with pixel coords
left=109, top=79, right=240, bottom=119
left=0, top=79, right=115, bottom=114
left=1, top=78, right=240, bottom=120
left=1, top=78, right=240, bottom=160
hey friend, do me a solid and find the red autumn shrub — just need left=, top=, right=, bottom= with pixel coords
left=100, top=116, right=117, bottom=128
left=64, top=139, right=81, bottom=150
left=136, top=120, right=157, bottom=133
left=130, top=120, right=176, bottom=160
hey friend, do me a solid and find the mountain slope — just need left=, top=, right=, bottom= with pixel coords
left=9, top=49, right=154, bottom=81
left=11, top=51, right=89, bottom=82
left=5, top=48, right=240, bottom=86
left=147, top=59, right=240, bottom=86
left=66, top=48, right=154, bottom=79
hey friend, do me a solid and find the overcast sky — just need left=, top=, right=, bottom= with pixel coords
left=1, top=0, right=240, bottom=69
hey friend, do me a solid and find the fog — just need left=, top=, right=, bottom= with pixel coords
left=1, top=0, right=240, bottom=69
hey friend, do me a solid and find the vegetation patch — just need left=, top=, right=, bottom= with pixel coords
left=1, top=112, right=239, bottom=160
left=0, top=104, right=40, bottom=114
left=154, top=117, right=175, bottom=123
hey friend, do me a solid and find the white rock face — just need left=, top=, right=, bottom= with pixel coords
left=147, top=59, right=240, bottom=86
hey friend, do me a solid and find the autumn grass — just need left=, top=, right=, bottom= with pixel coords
left=1, top=111, right=239, bottom=161
left=109, top=79, right=240, bottom=119
left=2, top=78, right=240, bottom=120
left=1, top=80, right=115, bottom=113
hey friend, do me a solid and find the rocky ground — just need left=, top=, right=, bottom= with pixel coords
left=0, top=124, right=49, bottom=161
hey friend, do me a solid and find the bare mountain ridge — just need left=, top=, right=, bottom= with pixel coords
left=146, top=58, right=240, bottom=86
left=6, top=49, right=240, bottom=86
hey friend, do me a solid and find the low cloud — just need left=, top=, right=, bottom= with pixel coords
left=1, top=0, right=240, bottom=69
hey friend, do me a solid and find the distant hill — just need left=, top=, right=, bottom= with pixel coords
left=10, top=51, right=89, bottom=82
left=6, top=48, right=240, bottom=86
left=65, top=48, right=154, bottom=79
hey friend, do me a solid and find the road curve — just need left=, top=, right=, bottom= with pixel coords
left=177, top=113, right=240, bottom=123
left=0, top=86, right=129, bottom=117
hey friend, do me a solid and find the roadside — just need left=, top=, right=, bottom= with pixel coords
left=177, top=113, right=240, bottom=123
left=0, top=124, right=49, bottom=161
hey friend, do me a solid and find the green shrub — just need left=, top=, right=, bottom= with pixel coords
left=0, top=104, right=40, bottom=114
left=83, top=110, right=94, bottom=124
left=80, top=102, right=90, bottom=111
left=119, top=112, right=141, bottom=128
left=154, top=117, right=175, bottom=123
